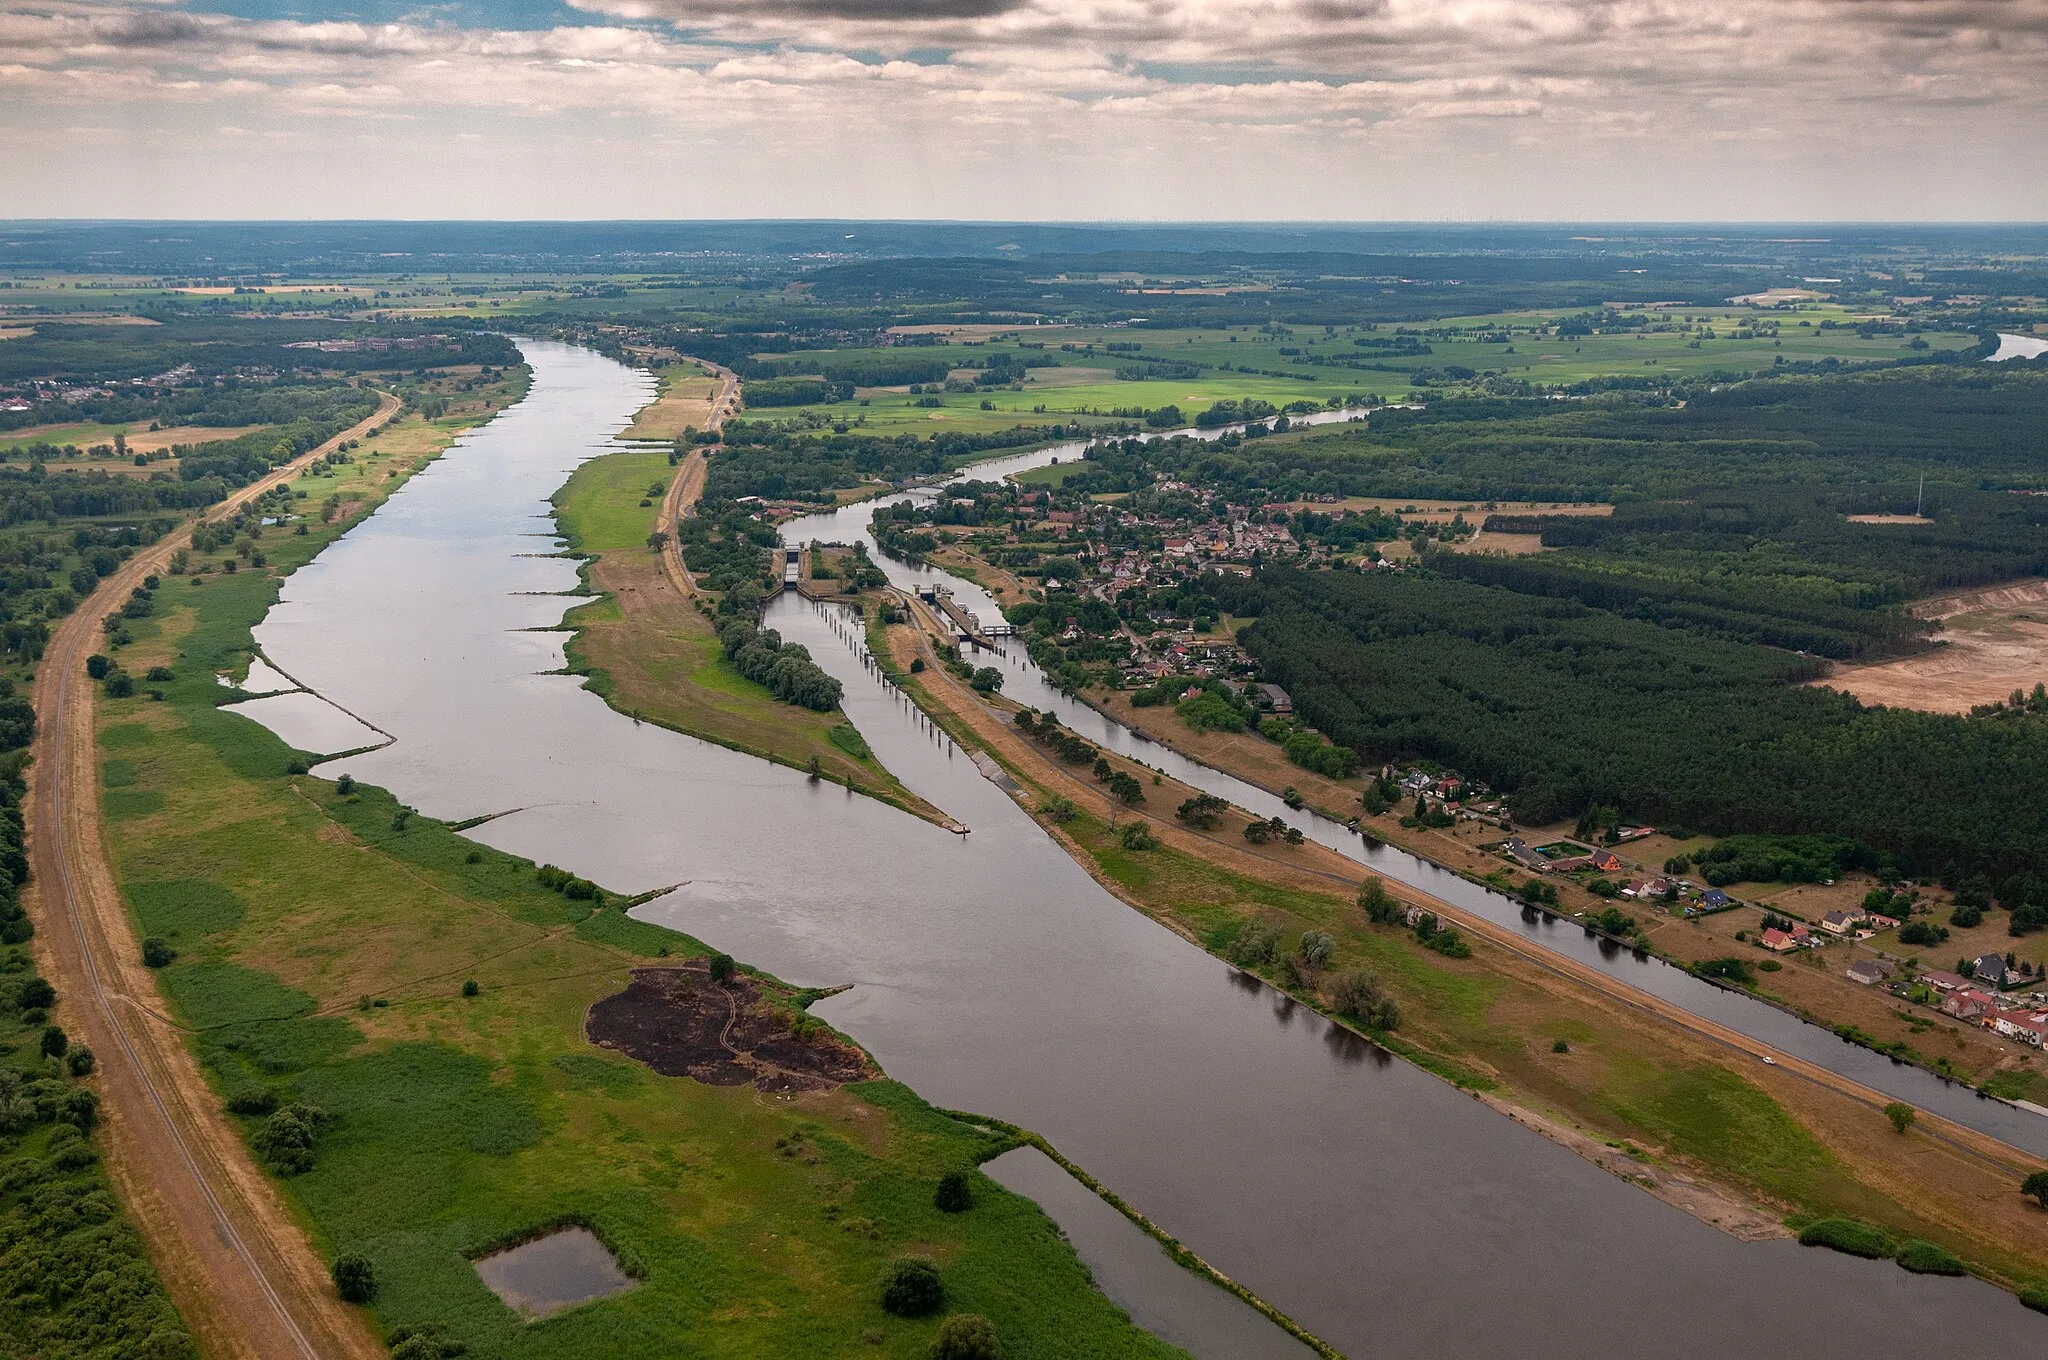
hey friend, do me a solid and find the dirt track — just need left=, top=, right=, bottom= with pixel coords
left=25, top=394, right=399, bottom=1360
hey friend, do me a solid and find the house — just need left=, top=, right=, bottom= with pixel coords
left=1548, top=855, right=1593, bottom=874
left=1641, top=877, right=1672, bottom=899
left=1501, top=838, right=1548, bottom=872
left=1865, top=914, right=1900, bottom=931
left=1845, top=958, right=1895, bottom=986
left=1991, top=1012, right=2048, bottom=1048
left=1919, top=970, right=1970, bottom=992
left=1254, top=683, right=1293, bottom=714
left=1590, top=850, right=1625, bottom=873
left=1819, top=910, right=1857, bottom=936
left=1974, top=953, right=2014, bottom=988
left=1941, top=989, right=1993, bottom=1021
left=1760, top=928, right=1799, bottom=952
left=1699, top=888, right=1730, bottom=909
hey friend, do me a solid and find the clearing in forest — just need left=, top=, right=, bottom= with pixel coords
left=1817, top=579, right=2048, bottom=714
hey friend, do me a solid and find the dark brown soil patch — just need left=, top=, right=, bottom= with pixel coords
left=585, top=966, right=872, bottom=1093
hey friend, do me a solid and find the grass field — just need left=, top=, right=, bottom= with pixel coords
left=619, top=367, right=720, bottom=442
left=552, top=448, right=944, bottom=818
left=89, top=398, right=1185, bottom=1358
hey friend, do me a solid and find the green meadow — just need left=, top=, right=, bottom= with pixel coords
left=90, top=406, right=1184, bottom=1359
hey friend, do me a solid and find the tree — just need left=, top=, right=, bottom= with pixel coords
left=331, top=1253, right=376, bottom=1304
left=18, top=975, right=53, bottom=1010
left=1117, top=821, right=1157, bottom=850
left=708, top=953, right=736, bottom=984
left=141, top=937, right=176, bottom=968
left=1298, top=930, right=1334, bottom=971
left=1176, top=794, right=1228, bottom=828
left=933, top=1170, right=974, bottom=1213
left=1232, top=921, right=1279, bottom=966
left=1358, top=876, right=1397, bottom=924
left=1328, top=968, right=1384, bottom=1019
left=66, top=1045, right=95, bottom=1076
left=1038, top=794, right=1077, bottom=822
left=2013, top=1168, right=2048, bottom=1210
left=461, top=979, right=479, bottom=998
left=85, top=653, right=110, bottom=679
left=1883, top=1102, right=1917, bottom=1134
left=971, top=667, right=1004, bottom=694
left=881, top=1256, right=944, bottom=1317
left=930, top=1314, right=1001, bottom=1360
left=40, top=1025, right=67, bottom=1059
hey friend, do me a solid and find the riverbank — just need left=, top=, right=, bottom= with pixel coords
left=868, top=597, right=2048, bottom=1297
left=83, top=375, right=1197, bottom=1358
left=551, top=429, right=953, bottom=827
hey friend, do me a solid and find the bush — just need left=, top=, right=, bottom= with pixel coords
left=881, top=1255, right=944, bottom=1317
left=66, top=1045, right=95, bottom=1076
left=1117, top=822, right=1157, bottom=851
left=1231, top=921, right=1279, bottom=967
left=1798, top=1218, right=1891, bottom=1258
left=707, top=953, right=736, bottom=984
left=1894, top=1239, right=1966, bottom=1275
left=141, top=937, right=176, bottom=968
left=1693, top=956, right=1756, bottom=987
left=1883, top=1101, right=1916, bottom=1134
left=2023, top=1285, right=2048, bottom=1316
left=331, top=1252, right=376, bottom=1303
left=461, top=978, right=479, bottom=998
left=19, top=974, right=56, bottom=1009
left=1328, top=968, right=1383, bottom=1019
left=85, top=653, right=111, bottom=679
left=1949, top=903, right=1984, bottom=928
left=226, top=1088, right=279, bottom=1116
left=1552, top=1037, right=1570, bottom=1054
left=40, top=1024, right=67, bottom=1058
left=1899, top=920, right=1948, bottom=946
left=1297, top=930, right=1333, bottom=970
left=933, top=1170, right=974, bottom=1213
left=254, top=1103, right=328, bottom=1176
left=387, top=1323, right=466, bottom=1359
left=103, top=670, right=134, bottom=698
left=931, top=1314, right=1001, bottom=1360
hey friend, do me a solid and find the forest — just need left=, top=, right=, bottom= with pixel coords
left=1215, top=567, right=2048, bottom=888
left=0, top=320, right=516, bottom=392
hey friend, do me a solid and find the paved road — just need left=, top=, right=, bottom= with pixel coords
left=26, top=394, right=400, bottom=1360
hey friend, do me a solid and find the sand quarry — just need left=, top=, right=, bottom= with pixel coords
left=1819, top=578, right=2048, bottom=713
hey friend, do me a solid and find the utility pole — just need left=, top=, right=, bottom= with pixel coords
left=1917, top=473, right=1925, bottom=518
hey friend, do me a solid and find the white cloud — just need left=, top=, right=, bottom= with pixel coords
left=0, top=0, right=2042, bottom=217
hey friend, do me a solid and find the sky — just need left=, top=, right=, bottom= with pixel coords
left=2, top=0, right=2045, bottom=221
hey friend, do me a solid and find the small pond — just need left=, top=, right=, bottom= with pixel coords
left=472, top=1227, right=635, bottom=1320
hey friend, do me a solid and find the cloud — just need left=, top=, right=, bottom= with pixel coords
left=0, top=0, right=2043, bottom=217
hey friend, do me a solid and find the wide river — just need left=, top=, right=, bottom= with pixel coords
left=243, top=342, right=2045, bottom=1354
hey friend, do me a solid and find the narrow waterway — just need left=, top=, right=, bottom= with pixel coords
left=782, top=440, right=2048, bottom=1161
left=239, top=342, right=2046, bottom=1355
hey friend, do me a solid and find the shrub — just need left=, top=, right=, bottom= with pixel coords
left=331, top=1252, right=376, bottom=1303
left=1117, top=822, right=1157, bottom=851
left=707, top=953, right=736, bottom=984
left=145, top=665, right=175, bottom=682
left=881, top=1255, right=943, bottom=1317
left=334, top=773, right=355, bottom=795
left=1894, top=1239, right=1965, bottom=1276
left=66, top=1045, right=95, bottom=1076
left=103, top=670, right=134, bottom=698
left=1693, top=956, right=1756, bottom=987
left=141, top=937, right=176, bottom=968
left=387, top=1323, right=466, bottom=1359
left=2021, top=1168, right=2048, bottom=1209
left=1328, top=968, right=1383, bottom=1019
left=1899, top=920, right=1948, bottom=946
left=931, top=1313, right=1001, bottom=1360
left=1883, top=1102, right=1916, bottom=1134
left=1552, top=1037, right=1570, bottom=1054
left=40, top=1025, right=67, bottom=1058
left=1949, top=903, right=1984, bottom=928
left=1798, top=1218, right=1891, bottom=1258
left=2023, top=1285, right=2048, bottom=1316
left=1297, top=930, right=1333, bottom=970
left=226, top=1088, right=280, bottom=1116
left=85, top=653, right=111, bottom=679
left=461, top=978, right=479, bottom=998
left=254, top=1103, right=328, bottom=1176
left=933, top=1170, right=974, bottom=1214
left=1037, top=794, right=1077, bottom=822
left=1232, top=921, right=1279, bottom=967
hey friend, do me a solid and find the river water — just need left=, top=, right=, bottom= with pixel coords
left=239, top=341, right=2047, bottom=1354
